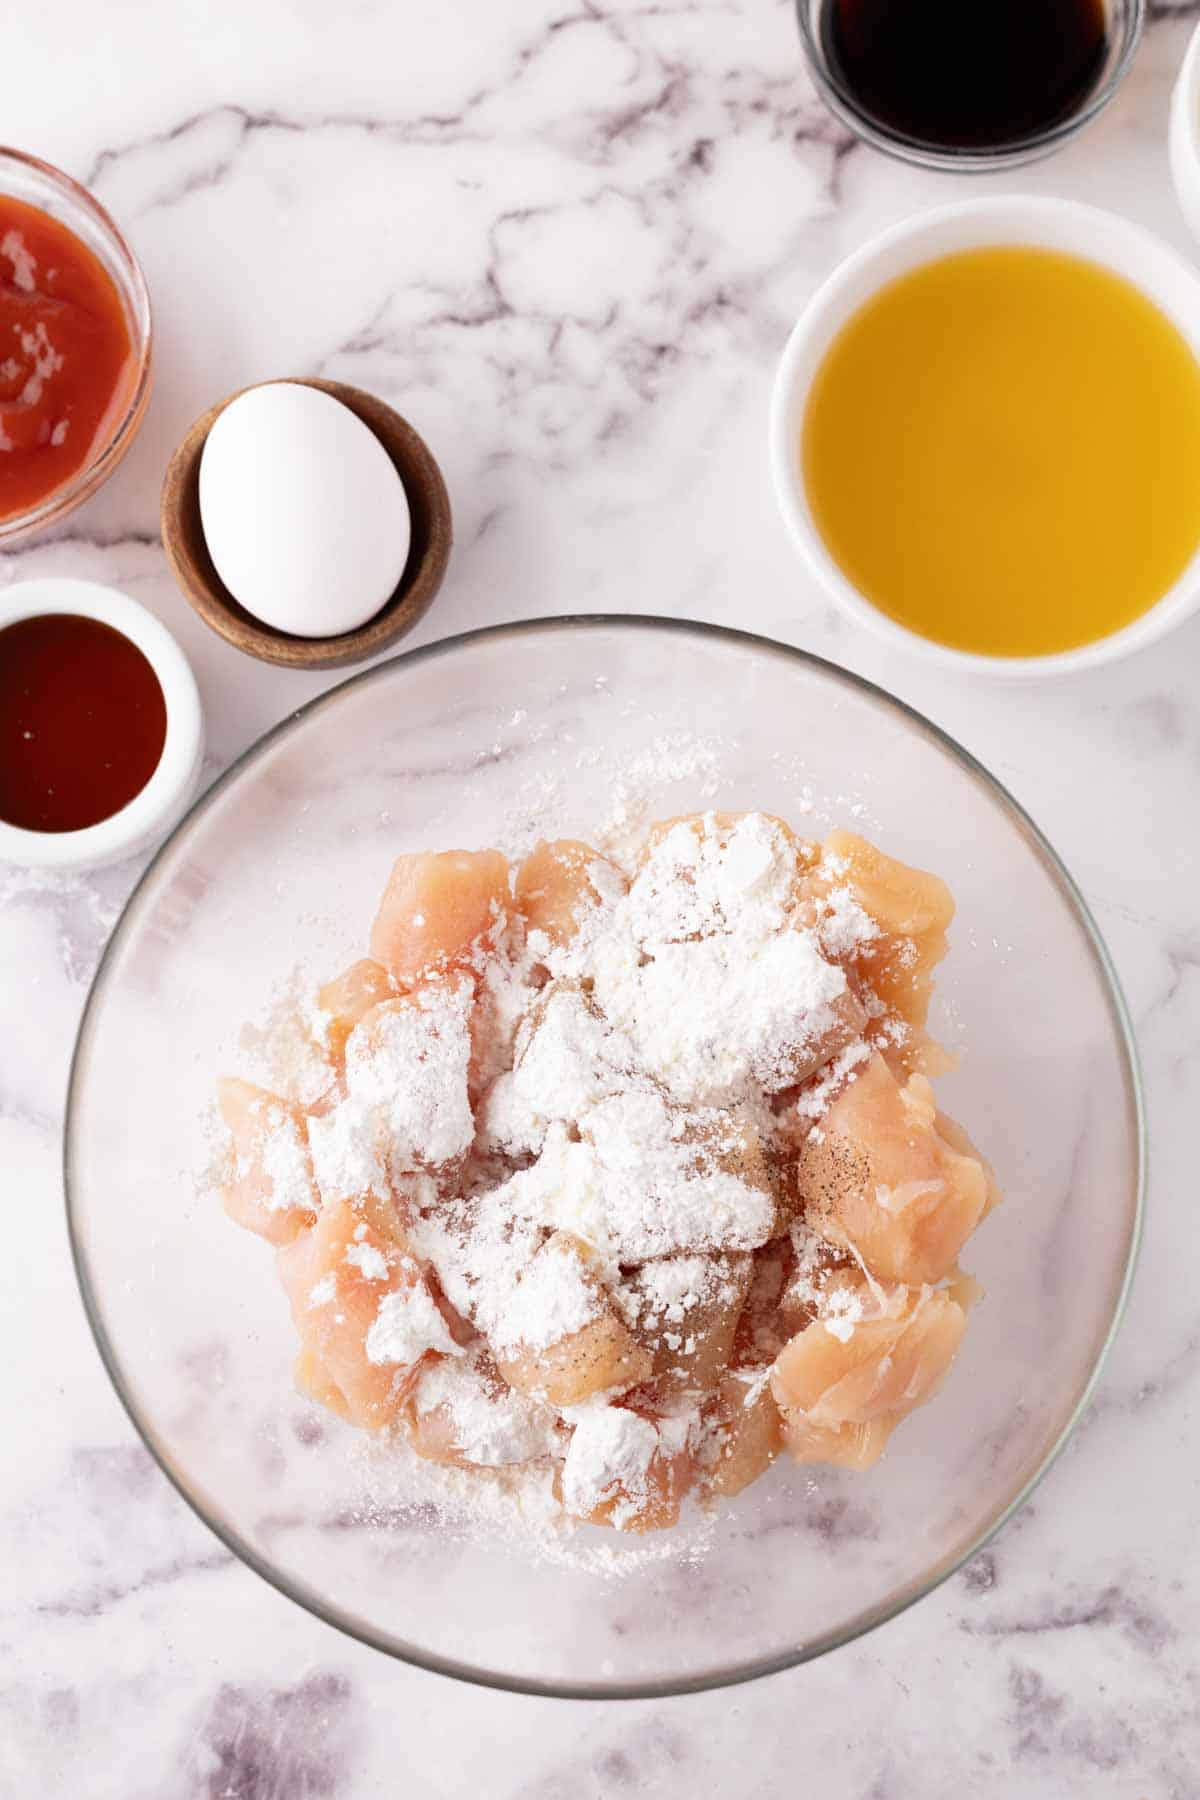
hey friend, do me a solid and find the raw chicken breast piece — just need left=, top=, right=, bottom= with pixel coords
left=796, top=1051, right=993, bottom=1285
left=640, top=809, right=818, bottom=877
left=496, top=1234, right=653, bottom=1406
left=515, top=839, right=627, bottom=948
left=805, top=829, right=953, bottom=1033
left=217, top=1077, right=319, bottom=1245
left=559, top=1404, right=696, bottom=1532
left=772, top=1281, right=966, bottom=1470
left=370, top=849, right=510, bottom=984
left=702, top=1372, right=784, bottom=1498
left=403, top=1347, right=561, bottom=1470
left=313, top=959, right=395, bottom=1064
left=277, top=1199, right=462, bottom=1431
left=624, top=1251, right=754, bottom=1400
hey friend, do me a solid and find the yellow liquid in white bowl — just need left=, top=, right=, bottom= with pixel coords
left=802, top=247, right=1200, bottom=657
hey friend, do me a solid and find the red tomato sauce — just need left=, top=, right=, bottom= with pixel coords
left=0, top=195, right=135, bottom=521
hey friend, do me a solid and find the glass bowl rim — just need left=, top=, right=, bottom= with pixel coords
left=0, top=145, right=154, bottom=541
left=794, top=0, right=1147, bottom=174
left=64, top=614, right=1146, bottom=1700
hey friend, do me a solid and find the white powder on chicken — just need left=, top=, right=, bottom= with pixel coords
left=630, top=1255, right=712, bottom=1324
left=408, top=1185, right=545, bottom=1344
left=332, top=816, right=868, bottom=1380
left=256, top=1104, right=314, bottom=1212
left=489, top=1237, right=601, bottom=1354
left=481, top=985, right=638, bottom=1156
left=469, top=1109, right=773, bottom=1268
left=343, top=978, right=474, bottom=1169
left=816, top=885, right=879, bottom=959
left=229, top=810, right=966, bottom=1538
left=575, top=815, right=850, bottom=1106
left=344, top=1240, right=389, bottom=1281
left=561, top=1404, right=659, bottom=1519
left=307, top=1099, right=387, bottom=1205
left=575, top=1093, right=775, bottom=1258
left=414, top=1353, right=559, bottom=1465
left=626, top=1253, right=741, bottom=1330
left=365, top=1281, right=463, bottom=1366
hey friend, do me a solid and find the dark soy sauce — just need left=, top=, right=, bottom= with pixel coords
left=822, top=0, right=1110, bottom=150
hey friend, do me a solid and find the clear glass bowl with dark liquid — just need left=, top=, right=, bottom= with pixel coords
left=797, top=0, right=1145, bottom=172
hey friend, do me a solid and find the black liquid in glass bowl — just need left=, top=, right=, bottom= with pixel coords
left=797, top=0, right=1145, bottom=172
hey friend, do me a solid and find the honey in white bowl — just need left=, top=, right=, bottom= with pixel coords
left=801, top=247, right=1200, bottom=658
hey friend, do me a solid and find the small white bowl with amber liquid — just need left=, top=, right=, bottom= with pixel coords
left=770, top=196, right=1200, bottom=676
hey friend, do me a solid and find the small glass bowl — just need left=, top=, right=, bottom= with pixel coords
left=0, top=147, right=153, bottom=542
left=795, top=0, right=1145, bottom=173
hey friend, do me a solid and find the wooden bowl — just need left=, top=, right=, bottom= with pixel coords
left=160, top=378, right=452, bottom=670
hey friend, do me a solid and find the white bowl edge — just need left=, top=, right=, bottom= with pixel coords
left=1169, top=24, right=1200, bottom=245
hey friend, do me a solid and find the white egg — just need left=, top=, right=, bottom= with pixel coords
left=198, top=382, right=412, bottom=638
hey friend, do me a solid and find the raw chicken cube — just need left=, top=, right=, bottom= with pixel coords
left=313, top=959, right=394, bottom=1064
left=572, top=1091, right=777, bottom=1258
left=217, top=1077, right=319, bottom=1245
left=703, top=1372, right=784, bottom=1498
left=276, top=1199, right=462, bottom=1432
left=771, top=1280, right=966, bottom=1469
left=936, top=1106, right=1003, bottom=1219
left=630, top=811, right=818, bottom=957
left=293, top=1345, right=352, bottom=1423
left=515, top=839, right=627, bottom=948
left=499, top=1312, right=652, bottom=1407
left=343, top=977, right=476, bottom=1177
left=369, top=849, right=510, bottom=984
left=781, top=986, right=870, bottom=1093
left=806, top=830, right=953, bottom=1032
left=559, top=1404, right=696, bottom=1532
left=496, top=1234, right=653, bottom=1406
left=403, top=1347, right=561, bottom=1469
left=795, top=1051, right=993, bottom=1285
left=779, top=1414, right=898, bottom=1471
left=624, top=1251, right=753, bottom=1400
left=673, top=1106, right=778, bottom=1225
left=641, top=810, right=818, bottom=874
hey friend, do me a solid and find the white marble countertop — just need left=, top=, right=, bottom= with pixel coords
left=3, top=1, right=1199, bottom=1793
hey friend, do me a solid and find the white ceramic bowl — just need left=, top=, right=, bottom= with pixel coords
left=770, top=196, right=1200, bottom=679
left=1169, top=24, right=1200, bottom=245
left=0, top=579, right=203, bottom=870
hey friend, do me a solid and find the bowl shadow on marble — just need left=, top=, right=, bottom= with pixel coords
left=64, top=616, right=1144, bottom=1699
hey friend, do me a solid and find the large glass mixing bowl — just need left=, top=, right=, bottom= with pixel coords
left=66, top=618, right=1143, bottom=1698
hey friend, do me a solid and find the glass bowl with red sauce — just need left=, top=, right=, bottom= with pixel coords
left=0, top=146, right=152, bottom=540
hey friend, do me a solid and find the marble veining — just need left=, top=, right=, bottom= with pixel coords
left=3, top=0, right=1200, bottom=1794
